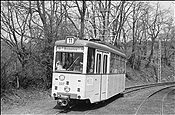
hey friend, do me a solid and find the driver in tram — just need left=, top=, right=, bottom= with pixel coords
left=63, top=60, right=70, bottom=69
left=56, top=60, right=63, bottom=70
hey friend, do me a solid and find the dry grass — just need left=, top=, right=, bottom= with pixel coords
left=1, top=87, right=51, bottom=111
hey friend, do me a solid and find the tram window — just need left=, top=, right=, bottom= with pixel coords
left=96, top=54, right=101, bottom=74
left=117, top=55, right=122, bottom=73
left=110, top=53, right=115, bottom=73
left=120, top=57, right=122, bottom=73
left=117, top=56, right=120, bottom=73
left=87, top=48, right=95, bottom=73
left=103, top=55, right=108, bottom=74
left=109, top=53, right=126, bottom=74
left=55, top=52, right=83, bottom=72
left=114, top=55, right=118, bottom=73
left=114, top=54, right=118, bottom=73
left=121, top=58, right=124, bottom=73
left=110, top=53, right=125, bottom=74
left=122, top=58, right=126, bottom=73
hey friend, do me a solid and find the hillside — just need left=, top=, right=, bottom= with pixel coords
left=125, top=63, right=175, bottom=87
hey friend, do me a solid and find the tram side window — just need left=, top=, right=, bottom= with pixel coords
left=123, top=58, right=125, bottom=73
left=87, top=48, right=95, bottom=73
left=110, top=53, right=126, bottom=74
left=96, top=54, right=101, bottom=74
left=103, top=55, right=108, bottom=74
left=119, top=56, right=122, bottom=73
left=113, top=54, right=117, bottom=73
left=119, top=57, right=125, bottom=74
left=110, top=53, right=115, bottom=73
left=123, top=58, right=126, bottom=73
left=116, top=55, right=120, bottom=73
left=120, top=57, right=122, bottom=73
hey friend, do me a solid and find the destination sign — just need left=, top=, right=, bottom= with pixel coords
left=56, top=46, right=84, bottom=52
left=65, top=36, right=77, bottom=44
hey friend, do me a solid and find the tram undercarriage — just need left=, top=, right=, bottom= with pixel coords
left=54, top=96, right=90, bottom=108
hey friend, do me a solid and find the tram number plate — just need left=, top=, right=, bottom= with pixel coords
left=59, top=82, right=64, bottom=85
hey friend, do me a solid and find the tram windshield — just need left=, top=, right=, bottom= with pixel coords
left=55, top=52, right=83, bottom=73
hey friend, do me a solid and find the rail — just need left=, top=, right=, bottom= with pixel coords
left=124, top=81, right=175, bottom=94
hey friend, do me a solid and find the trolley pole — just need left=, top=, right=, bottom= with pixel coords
left=158, top=38, right=161, bottom=83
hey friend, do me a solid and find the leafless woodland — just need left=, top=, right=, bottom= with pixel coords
left=1, top=1, right=175, bottom=94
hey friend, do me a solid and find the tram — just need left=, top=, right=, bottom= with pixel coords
left=51, top=36, right=126, bottom=107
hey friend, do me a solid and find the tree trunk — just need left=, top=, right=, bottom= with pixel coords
left=92, top=3, right=97, bottom=38
left=145, top=38, right=155, bottom=67
left=79, top=1, right=86, bottom=39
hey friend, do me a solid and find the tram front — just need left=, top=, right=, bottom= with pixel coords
left=51, top=37, right=87, bottom=107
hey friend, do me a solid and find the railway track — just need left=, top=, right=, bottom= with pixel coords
left=53, top=81, right=175, bottom=115
left=83, top=82, right=175, bottom=115
left=161, top=88, right=174, bottom=115
left=134, top=85, right=175, bottom=115
left=124, top=81, right=175, bottom=94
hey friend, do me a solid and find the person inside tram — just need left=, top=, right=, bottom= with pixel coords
left=73, top=60, right=80, bottom=71
left=73, top=60, right=83, bottom=72
left=56, top=60, right=63, bottom=70
left=80, top=62, right=83, bottom=72
left=87, top=55, right=94, bottom=73
left=63, top=60, right=70, bottom=70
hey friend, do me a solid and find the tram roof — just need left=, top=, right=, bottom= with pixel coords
left=55, top=39, right=126, bottom=58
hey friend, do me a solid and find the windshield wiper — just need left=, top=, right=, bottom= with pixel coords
left=66, top=56, right=79, bottom=71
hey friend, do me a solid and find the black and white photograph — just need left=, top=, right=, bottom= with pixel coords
left=1, top=1, right=175, bottom=114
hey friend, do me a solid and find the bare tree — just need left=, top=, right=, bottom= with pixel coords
left=127, top=1, right=146, bottom=69
left=161, top=17, right=175, bottom=66
left=36, top=1, right=65, bottom=88
left=75, top=0, right=87, bottom=39
left=1, top=1, right=32, bottom=88
left=85, top=1, right=97, bottom=38
left=145, top=2, right=164, bottom=67
left=96, top=0, right=111, bottom=41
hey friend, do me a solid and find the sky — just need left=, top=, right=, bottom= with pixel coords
left=149, top=1, right=175, bottom=24
left=158, top=1, right=175, bottom=22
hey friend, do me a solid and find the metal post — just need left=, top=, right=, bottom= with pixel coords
left=158, top=38, right=161, bottom=83
left=173, top=52, right=175, bottom=81
left=157, top=2, right=162, bottom=83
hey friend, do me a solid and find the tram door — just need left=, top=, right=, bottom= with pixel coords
left=93, top=51, right=102, bottom=101
left=101, top=53, right=109, bottom=100
left=94, top=50, right=109, bottom=101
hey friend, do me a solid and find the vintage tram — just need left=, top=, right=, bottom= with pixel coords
left=51, top=36, right=126, bottom=107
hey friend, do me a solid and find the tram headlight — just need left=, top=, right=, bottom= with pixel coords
left=78, top=95, right=81, bottom=99
left=59, top=75, right=65, bottom=81
left=64, top=86, right=70, bottom=92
